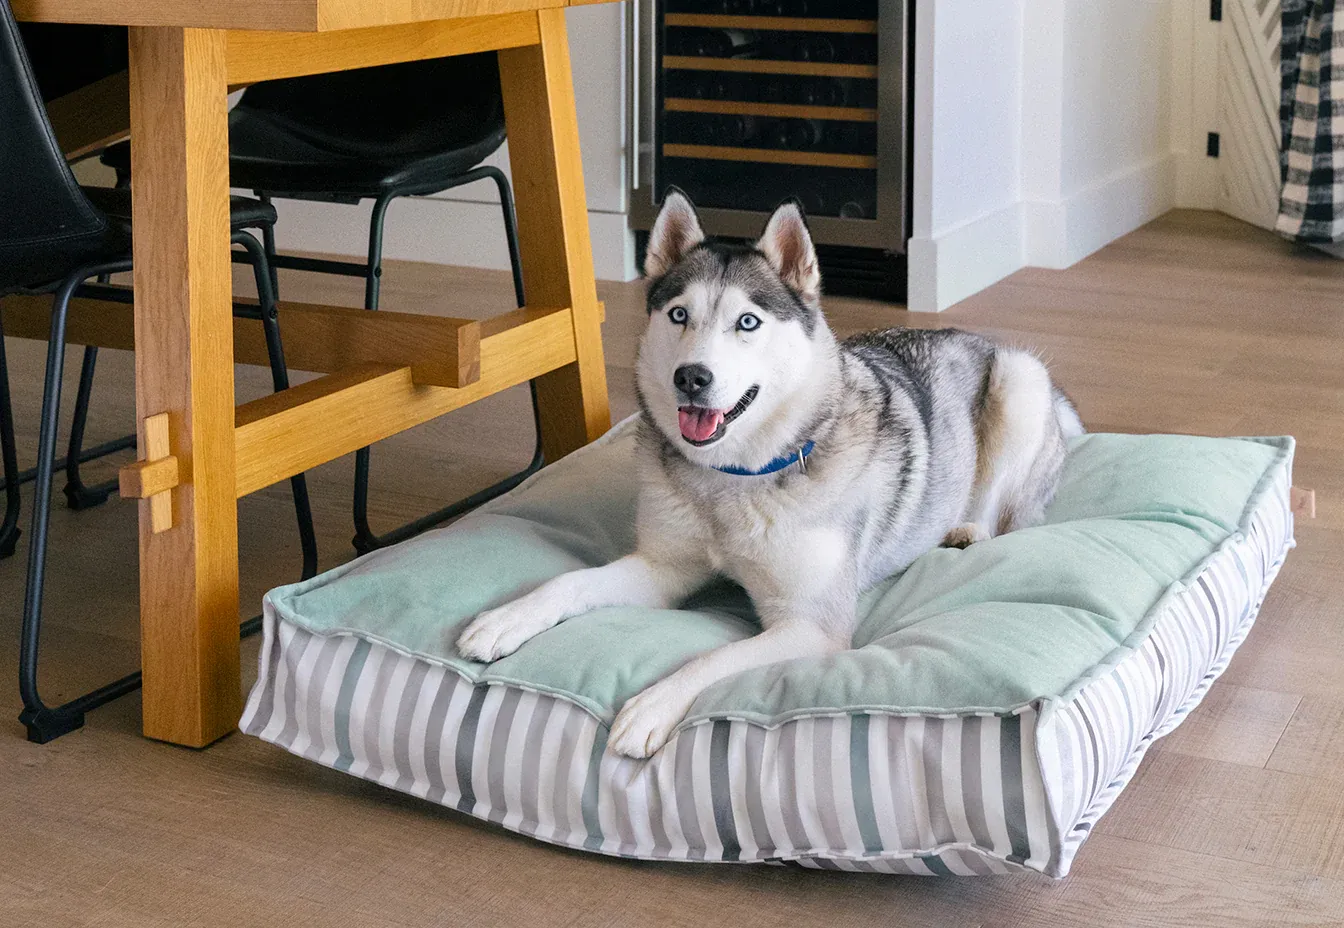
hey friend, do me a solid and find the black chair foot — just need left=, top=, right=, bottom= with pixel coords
left=352, top=527, right=379, bottom=557
left=0, top=527, right=18, bottom=559
left=62, top=478, right=116, bottom=511
left=19, top=705, right=85, bottom=744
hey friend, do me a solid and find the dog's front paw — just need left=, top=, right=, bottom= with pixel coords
left=942, top=522, right=991, bottom=549
left=456, top=601, right=552, bottom=662
left=608, top=681, right=696, bottom=759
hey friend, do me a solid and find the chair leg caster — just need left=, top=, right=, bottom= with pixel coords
left=19, top=705, right=85, bottom=744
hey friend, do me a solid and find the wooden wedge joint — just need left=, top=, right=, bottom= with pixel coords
left=1291, top=486, right=1316, bottom=520
left=119, top=413, right=179, bottom=534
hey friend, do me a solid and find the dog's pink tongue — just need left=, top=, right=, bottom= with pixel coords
left=678, top=407, right=724, bottom=442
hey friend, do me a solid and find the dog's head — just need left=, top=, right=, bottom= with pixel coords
left=636, top=188, right=833, bottom=468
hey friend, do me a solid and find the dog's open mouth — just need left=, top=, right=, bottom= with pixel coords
left=678, top=385, right=759, bottom=446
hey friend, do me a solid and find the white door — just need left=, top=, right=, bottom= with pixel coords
left=1215, top=0, right=1282, bottom=231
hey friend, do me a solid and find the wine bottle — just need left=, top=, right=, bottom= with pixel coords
left=800, top=78, right=848, bottom=107
left=794, top=35, right=837, bottom=63
left=825, top=121, right=876, bottom=153
left=787, top=118, right=824, bottom=149
left=839, top=199, right=874, bottom=219
left=764, top=117, right=823, bottom=150
left=683, top=28, right=761, bottom=59
left=798, top=191, right=827, bottom=216
left=760, top=78, right=788, bottom=104
left=709, top=114, right=757, bottom=146
left=686, top=73, right=735, bottom=100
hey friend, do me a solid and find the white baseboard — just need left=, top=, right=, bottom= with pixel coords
left=906, top=201, right=1025, bottom=313
left=1024, top=153, right=1176, bottom=269
left=261, top=195, right=638, bottom=282
left=907, top=154, right=1175, bottom=312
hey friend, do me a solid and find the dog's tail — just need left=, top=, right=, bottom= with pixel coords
left=1053, top=387, right=1085, bottom=440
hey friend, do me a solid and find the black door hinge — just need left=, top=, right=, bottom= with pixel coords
left=1207, top=132, right=1221, bottom=157
left=1210, top=0, right=1222, bottom=21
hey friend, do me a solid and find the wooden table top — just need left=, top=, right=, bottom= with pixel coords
left=13, top=0, right=611, bottom=32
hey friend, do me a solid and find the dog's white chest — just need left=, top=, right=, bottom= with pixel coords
left=702, top=486, right=847, bottom=589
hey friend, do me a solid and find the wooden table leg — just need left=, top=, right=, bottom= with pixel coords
left=128, top=27, right=240, bottom=747
left=499, top=8, right=611, bottom=463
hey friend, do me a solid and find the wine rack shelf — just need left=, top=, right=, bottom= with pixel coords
left=662, top=56, right=879, bottom=79
left=664, top=14, right=879, bottom=34
left=664, top=98, right=878, bottom=122
left=662, top=144, right=877, bottom=170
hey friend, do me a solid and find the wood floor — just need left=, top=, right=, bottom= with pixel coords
left=2, top=210, right=1342, bottom=927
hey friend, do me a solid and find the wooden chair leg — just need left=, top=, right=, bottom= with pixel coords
left=498, top=9, right=611, bottom=464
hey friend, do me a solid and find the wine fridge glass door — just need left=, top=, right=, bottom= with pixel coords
left=630, top=0, right=907, bottom=254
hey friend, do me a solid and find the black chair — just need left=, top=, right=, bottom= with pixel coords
left=9, top=22, right=134, bottom=514
left=103, top=51, right=544, bottom=556
left=0, top=1, right=316, bottom=742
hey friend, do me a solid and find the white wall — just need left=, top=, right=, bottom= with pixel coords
left=1050, top=1, right=1173, bottom=266
left=910, top=0, right=1177, bottom=311
left=907, top=0, right=1025, bottom=314
left=263, top=2, right=638, bottom=283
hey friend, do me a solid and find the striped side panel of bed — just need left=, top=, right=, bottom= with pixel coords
left=241, top=622, right=1055, bottom=873
left=1042, top=465, right=1294, bottom=876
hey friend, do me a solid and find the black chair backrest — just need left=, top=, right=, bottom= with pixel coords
left=0, top=0, right=110, bottom=292
left=235, top=52, right=505, bottom=160
left=17, top=21, right=126, bottom=102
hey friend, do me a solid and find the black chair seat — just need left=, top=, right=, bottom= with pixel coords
left=0, top=215, right=128, bottom=294
left=2, top=189, right=278, bottom=294
left=81, top=185, right=279, bottom=233
left=101, top=52, right=508, bottom=199
left=225, top=108, right=506, bottom=197
left=101, top=113, right=505, bottom=200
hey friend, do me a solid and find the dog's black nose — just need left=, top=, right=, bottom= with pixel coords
left=673, top=364, right=714, bottom=398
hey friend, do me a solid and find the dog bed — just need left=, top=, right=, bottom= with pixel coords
left=241, top=417, right=1294, bottom=878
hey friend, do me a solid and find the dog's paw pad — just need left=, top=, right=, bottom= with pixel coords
left=941, top=523, right=991, bottom=549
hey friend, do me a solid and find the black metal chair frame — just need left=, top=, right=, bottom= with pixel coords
left=0, top=234, right=137, bottom=553
left=2, top=230, right=313, bottom=743
left=254, top=163, right=545, bottom=555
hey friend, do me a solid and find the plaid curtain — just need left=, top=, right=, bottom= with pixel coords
left=1278, top=0, right=1344, bottom=242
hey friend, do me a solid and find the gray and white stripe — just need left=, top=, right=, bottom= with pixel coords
left=1043, top=463, right=1293, bottom=876
left=240, top=457, right=1294, bottom=879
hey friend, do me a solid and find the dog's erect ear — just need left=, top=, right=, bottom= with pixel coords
left=644, top=188, right=705, bottom=278
left=756, top=200, right=820, bottom=306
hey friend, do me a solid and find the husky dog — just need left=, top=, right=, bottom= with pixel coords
left=458, top=190, right=1083, bottom=759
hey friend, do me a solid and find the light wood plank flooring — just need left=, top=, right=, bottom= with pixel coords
left=1, top=210, right=1341, bottom=927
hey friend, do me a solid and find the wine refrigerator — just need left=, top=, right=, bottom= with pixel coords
left=628, top=0, right=910, bottom=298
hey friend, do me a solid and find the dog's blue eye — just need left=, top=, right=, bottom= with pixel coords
left=668, top=306, right=688, bottom=325
left=737, top=313, right=761, bottom=332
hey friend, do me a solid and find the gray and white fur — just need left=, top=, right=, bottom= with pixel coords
left=458, top=189, right=1083, bottom=758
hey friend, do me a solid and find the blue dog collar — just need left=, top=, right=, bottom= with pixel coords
left=713, top=440, right=816, bottom=477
